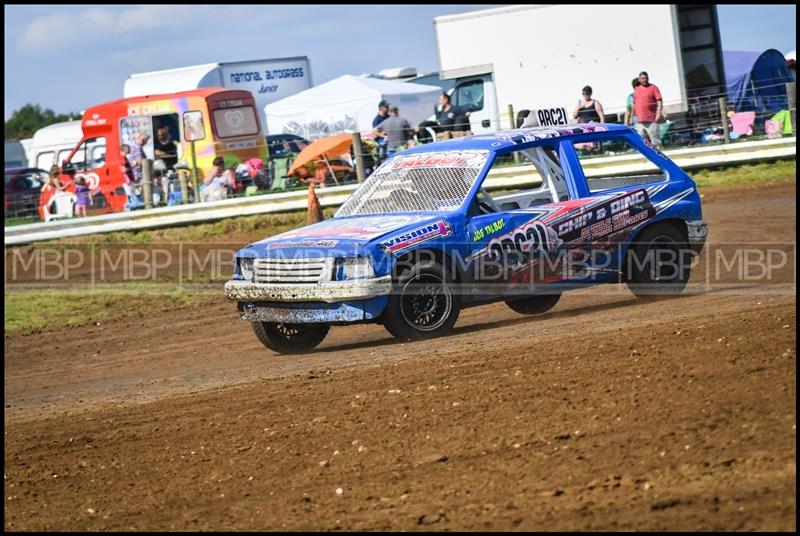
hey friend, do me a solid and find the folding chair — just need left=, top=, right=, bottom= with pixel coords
left=44, top=192, right=76, bottom=222
left=269, top=157, right=291, bottom=191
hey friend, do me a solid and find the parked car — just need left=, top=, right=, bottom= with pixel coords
left=266, top=134, right=309, bottom=159
left=5, top=167, right=48, bottom=218
left=226, top=124, right=707, bottom=354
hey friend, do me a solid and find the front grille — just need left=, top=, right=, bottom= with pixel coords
left=253, top=258, right=333, bottom=284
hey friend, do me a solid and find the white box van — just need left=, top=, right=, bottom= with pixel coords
left=28, top=120, right=96, bottom=170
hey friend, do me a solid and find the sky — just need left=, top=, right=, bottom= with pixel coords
left=4, top=4, right=797, bottom=119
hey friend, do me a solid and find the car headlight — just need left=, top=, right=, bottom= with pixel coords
left=338, top=257, right=374, bottom=280
left=238, top=257, right=254, bottom=281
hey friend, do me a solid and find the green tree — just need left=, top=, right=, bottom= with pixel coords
left=4, top=104, right=81, bottom=140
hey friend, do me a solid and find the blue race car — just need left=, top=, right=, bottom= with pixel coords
left=225, top=124, right=707, bottom=353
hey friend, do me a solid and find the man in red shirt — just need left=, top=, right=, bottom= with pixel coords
left=632, top=71, right=667, bottom=149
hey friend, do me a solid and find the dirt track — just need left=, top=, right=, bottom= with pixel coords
left=4, top=182, right=797, bottom=531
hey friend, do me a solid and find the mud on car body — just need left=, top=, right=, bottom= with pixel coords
left=225, top=124, right=707, bottom=354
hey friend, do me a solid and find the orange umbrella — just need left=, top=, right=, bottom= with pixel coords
left=287, top=133, right=353, bottom=178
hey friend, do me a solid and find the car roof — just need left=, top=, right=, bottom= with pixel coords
left=402, top=123, right=631, bottom=154
left=266, top=134, right=308, bottom=142
left=5, top=167, right=46, bottom=175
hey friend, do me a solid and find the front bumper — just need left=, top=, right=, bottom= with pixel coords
left=224, top=276, right=392, bottom=303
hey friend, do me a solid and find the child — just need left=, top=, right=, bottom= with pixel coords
left=120, top=144, right=135, bottom=191
left=74, top=176, right=92, bottom=217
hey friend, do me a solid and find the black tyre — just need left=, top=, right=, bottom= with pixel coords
left=383, top=258, right=461, bottom=341
left=251, top=322, right=330, bottom=354
left=505, top=292, right=561, bottom=315
left=625, top=223, right=692, bottom=297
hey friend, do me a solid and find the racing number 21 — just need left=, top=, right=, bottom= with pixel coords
left=537, top=108, right=567, bottom=126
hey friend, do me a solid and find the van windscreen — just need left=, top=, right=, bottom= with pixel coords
left=212, top=106, right=259, bottom=139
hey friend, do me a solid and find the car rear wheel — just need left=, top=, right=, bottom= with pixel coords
left=251, top=322, right=329, bottom=354
left=383, top=258, right=461, bottom=341
left=626, top=223, right=692, bottom=297
left=505, top=292, right=561, bottom=315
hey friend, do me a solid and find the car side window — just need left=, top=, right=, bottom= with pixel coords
left=572, top=138, right=667, bottom=193
left=479, top=145, right=568, bottom=212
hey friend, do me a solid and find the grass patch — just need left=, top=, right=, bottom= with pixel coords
left=50, top=207, right=338, bottom=246
left=4, top=283, right=217, bottom=336
left=4, top=217, right=39, bottom=227
left=689, top=159, right=795, bottom=189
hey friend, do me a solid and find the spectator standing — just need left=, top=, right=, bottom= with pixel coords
left=120, top=144, right=136, bottom=198
left=154, top=126, right=178, bottom=170
left=375, top=105, right=413, bottom=158
left=372, top=100, right=390, bottom=129
left=372, top=100, right=390, bottom=161
left=573, top=85, right=605, bottom=123
left=129, top=132, right=149, bottom=183
left=42, top=165, right=63, bottom=192
left=633, top=71, right=667, bottom=148
left=624, top=78, right=641, bottom=126
left=74, top=176, right=92, bottom=217
left=434, top=92, right=458, bottom=140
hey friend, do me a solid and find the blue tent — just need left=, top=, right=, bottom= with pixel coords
left=723, top=49, right=793, bottom=112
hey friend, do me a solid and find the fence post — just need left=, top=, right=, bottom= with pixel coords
left=142, top=158, right=153, bottom=209
left=179, top=170, right=189, bottom=205
left=718, top=97, right=730, bottom=144
left=787, top=82, right=796, bottom=135
left=508, top=104, right=520, bottom=164
left=190, top=141, right=201, bottom=203
left=352, top=132, right=366, bottom=183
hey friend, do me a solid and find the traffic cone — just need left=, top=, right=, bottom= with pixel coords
left=307, top=184, right=324, bottom=224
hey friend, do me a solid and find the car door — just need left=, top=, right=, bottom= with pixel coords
left=466, top=142, right=602, bottom=295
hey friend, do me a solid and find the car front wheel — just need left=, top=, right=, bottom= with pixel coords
left=383, top=258, right=461, bottom=341
left=251, top=322, right=330, bottom=354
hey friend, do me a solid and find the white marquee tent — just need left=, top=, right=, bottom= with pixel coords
left=264, top=74, right=442, bottom=139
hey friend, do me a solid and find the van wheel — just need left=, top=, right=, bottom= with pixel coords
left=251, top=322, right=329, bottom=354
left=383, top=258, right=460, bottom=341
left=505, top=292, right=561, bottom=315
left=626, top=224, right=692, bottom=297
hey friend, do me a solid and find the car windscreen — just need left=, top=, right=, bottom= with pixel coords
left=335, top=150, right=489, bottom=216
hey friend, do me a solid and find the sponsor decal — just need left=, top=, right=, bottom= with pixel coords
left=277, top=215, right=422, bottom=240
left=380, top=220, right=453, bottom=254
left=376, top=151, right=488, bottom=174
left=486, top=220, right=557, bottom=260
left=84, top=113, right=107, bottom=127
left=553, top=189, right=655, bottom=242
left=76, top=172, right=101, bottom=192
left=472, top=217, right=506, bottom=242
left=217, top=99, right=245, bottom=108
left=487, top=124, right=609, bottom=145
left=226, top=139, right=256, bottom=150
left=224, top=109, right=244, bottom=129
left=127, top=102, right=172, bottom=116
left=272, top=240, right=338, bottom=248
left=529, top=107, right=569, bottom=127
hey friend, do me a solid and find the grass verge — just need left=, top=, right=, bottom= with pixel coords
left=688, top=159, right=795, bottom=189
left=4, top=283, right=218, bottom=336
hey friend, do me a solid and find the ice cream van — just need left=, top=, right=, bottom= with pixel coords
left=39, top=87, right=268, bottom=219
